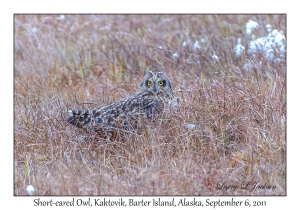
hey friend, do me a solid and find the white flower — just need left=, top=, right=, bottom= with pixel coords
left=212, top=55, right=219, bottom=61
left=273, top=30, right=286, bottom=46
left=271, top=29, right=278, bottom=37
left=265, top=48, right=274, bottom=60
left=172, top=53, right=179, bottom=59
left=56, top=15, right=65, bottom=20
left=279, top=45, right=286, bottom=57
left=186, top=124, right=196, bottom=129
left=233, top=44, right=245, bottom=57
left=201, top=39, right=205, bottom=43
left=182, top=42, right=187, bottom=47
left=269, top=30, right=286, bottom=57
left=31, top=27, right=37, bottom=33
left=248, top=28, right=286, bottom=60
left=193, top=41, right=200, bottom=50
left=26, top=184, right=35, bottom=195
left=266, top=24, right=272, bottom=33
left=233, top=38, right=244, bottom=57
left=246, top=20, right=259, bottom=34
left=249, top=38, right=266, bottom=52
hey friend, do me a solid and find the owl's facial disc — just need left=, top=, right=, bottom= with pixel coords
left=147, top=82, right=159, bottom=95
left=142, top=71, right=170, bottom=95
left=146, top=79, right=161, bottom=95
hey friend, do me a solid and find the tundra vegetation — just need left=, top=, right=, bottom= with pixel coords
left=14, top=14, right=286, bottom=195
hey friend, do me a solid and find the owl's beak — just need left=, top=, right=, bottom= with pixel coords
left=149, top=86, right=159, bottom=95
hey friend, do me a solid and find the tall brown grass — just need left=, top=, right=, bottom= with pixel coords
left=14, top=14, right=286, bottom=195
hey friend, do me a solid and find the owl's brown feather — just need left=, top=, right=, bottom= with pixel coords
left=68, top=70, right=178, bottom=140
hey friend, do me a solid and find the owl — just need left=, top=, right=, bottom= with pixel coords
left=68, top=70, right=178, bottom=140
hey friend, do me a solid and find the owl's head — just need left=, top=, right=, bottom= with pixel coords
left=139, top=70, right=173, bottom=96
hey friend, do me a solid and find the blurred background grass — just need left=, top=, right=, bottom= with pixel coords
left=14, top=14, right=286, bottom=195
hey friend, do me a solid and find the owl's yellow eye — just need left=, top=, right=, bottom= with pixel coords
left=158, top=81, right=164, bottom=86
left=147, top=81, right=152, bottom=86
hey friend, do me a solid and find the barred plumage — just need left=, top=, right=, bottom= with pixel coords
left=68, top=70, right=178, bottom=140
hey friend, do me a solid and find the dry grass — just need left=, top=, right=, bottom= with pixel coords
left=14, top=14, right=286, bottom=195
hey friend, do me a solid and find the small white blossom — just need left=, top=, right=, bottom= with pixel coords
left=212, top=55, right=219, bottom=61
left=248, top=37, right=274, bottom=60
left=56, top=15, right=65, bottom=20
left=246, top=20, right=259, bottom=34
left=271, top=29, right=278, bottom=37
left=248, top=28, right=286, bottom=60
left=265, top=48, right=274, bottom=60
left=186, top=124, right=196, bottom=129
left=182, top=41, right=186, bottom=47
left=201, top=39, right=206, bottom=43
left=273, top=30, right=286, bottom=46
left=193, top=41, right=200, bottom=50
left=31, top=27, right=37, bottom=33
left=266, top=24, right=272, bottom=33
left=233, top=44, right=245, bottom=57
left=172, top=53, right=179, bottom=59
left=26, top=184, right=35, bottom=195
